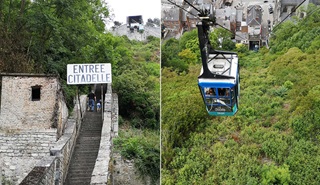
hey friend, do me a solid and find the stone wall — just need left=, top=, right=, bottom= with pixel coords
left=19, top=156, right=56, bottom=185
left=0, top=74, right=73, bottom=184
left=20, top=119, right=77, bottom=185
left=16, top=95, right=87, bottom=185
left=91, top=84, right=118, bottom=184
left=112, top=152, right=152, bottom=185
left=56, top=88, right=69, bottom=139
left=50, top=119, right=77, bottom=184
left=112, top=93, right=118, bottom=137
left=0, top=129, right=57, bottom=183
left=0, top=75, right=60, bottom=130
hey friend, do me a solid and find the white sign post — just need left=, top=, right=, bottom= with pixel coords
left=67, top=63, right=112, bottom=85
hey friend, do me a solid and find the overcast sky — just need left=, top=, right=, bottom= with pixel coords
left=106, top=0, right=161, bottom=27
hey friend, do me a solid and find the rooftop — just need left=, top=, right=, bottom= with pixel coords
left=247, top=5, right=262, bottom=26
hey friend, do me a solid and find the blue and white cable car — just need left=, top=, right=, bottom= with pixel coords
left=196, top=21, right=240, bottom=116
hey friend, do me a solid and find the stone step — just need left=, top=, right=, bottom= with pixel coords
left=64, top=177, right=91, bottom=185
left=74, top=143, right=100, bottom=147
left=75, top=148, right=99, bottom=152
left=75, top=141, right=100, bottom=144
left=72, top=150, right=99, bottom=154
left=72, top=152, right=99, bottom=156
left=65, top=110, right=103, bottom=185
left=75, top=142, right=99, bottom=146
left=71, top=157, right=97, bottom=162
left=68, top=166, right=95, bottom=171
left=73, top=146, right=100, bottom=151
left=78, top=134, right=101, bottom=138
left=70, top=163, right=97, bottom=168
left=71, top=156, right=97, bottom=163
left=68, top=167, right=95, bottom=173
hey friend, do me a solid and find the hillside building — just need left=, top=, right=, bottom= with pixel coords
left=0, top=73, right=70, bottom=183
left=0, top=73, right=68, bottom=138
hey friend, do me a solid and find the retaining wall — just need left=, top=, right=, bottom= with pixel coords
left=17, top=95, right=87, bottom=185
left=0, top=129, right=57, bottom=183
left=91, top=83, right=118, bottom=184
left=1, top=85, right=118, bottom=185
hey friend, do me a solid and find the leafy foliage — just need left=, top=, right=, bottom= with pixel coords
left=0, top=0, right=109, bottom=106
left=113, top=37, right=160, bottom=130
left=114, top=128, right=160, bottom=184
left=111, top=36, right=160, bottom=182
left=270, top=4, right=320, bottom=54
left=209, top=27, right=236, bottom=50
left=161, top=27, right=235, bottom=73
left=161, top=38, right=188, bottom=73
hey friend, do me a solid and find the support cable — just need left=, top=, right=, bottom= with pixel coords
left=167, top=0, right=246, bottom=40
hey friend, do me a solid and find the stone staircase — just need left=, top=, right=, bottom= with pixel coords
left=64, top=111, right=102, bottom=185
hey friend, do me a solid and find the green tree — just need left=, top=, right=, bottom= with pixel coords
left=0, top=0, right=34, bottom=72
left=179, top=29, right=198, bottom=51
left=178, top=49, right=197, bottom=65
left=209, top=28, right=235, bottom=50
left=161, top=38, right=188, bottom=72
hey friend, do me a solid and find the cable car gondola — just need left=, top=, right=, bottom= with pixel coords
left=197, top=16, right=239, bottom=116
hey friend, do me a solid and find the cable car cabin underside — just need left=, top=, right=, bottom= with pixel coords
left=198, top=51, right=239, bottom=116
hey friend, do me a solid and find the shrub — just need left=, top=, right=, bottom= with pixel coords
left=283, top=80, right=293, bottom=89
left=273, top=86, right=288, bottom=97
left=114, top=130, right=160, bottom=184
left=261, top=164, right=291, bottom=185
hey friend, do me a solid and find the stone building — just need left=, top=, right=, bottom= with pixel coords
left=0, top=73, right=68, bottom=138
left=247, top=5, right=263, bottom=50
left=0, top=73, right=69, bottom=184
left=274, top=0, right=320, bottom=25
left=162, top=7, right=183, bottom=38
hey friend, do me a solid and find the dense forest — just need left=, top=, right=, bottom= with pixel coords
left=0, top=0, right=160, bottom=183
left=161, top=4, right=320, bottom=185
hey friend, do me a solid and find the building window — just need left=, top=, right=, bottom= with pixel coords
left=31, top=86, right=41, bottom=101
left=283, top=6, right=287, bottom=13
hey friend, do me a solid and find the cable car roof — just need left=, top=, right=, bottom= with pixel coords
left=198, top=52, right=238, bottom=84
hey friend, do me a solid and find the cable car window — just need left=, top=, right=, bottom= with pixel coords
left=232, top=87, right=236, bottom=98
left=205, top=87, right=216, bottom=96
left=204, top=87, right=216, bottom=100
left=217, top=88, right=230, bottom=106
left=218, top=88, right=229, bottom=97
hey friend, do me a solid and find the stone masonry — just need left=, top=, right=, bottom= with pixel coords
left=0, top=74, right=68, bottom=133
left=0, top=74, right=69, bottom=184
left=19, top=95, right=87, bottom=185
left=91, top=83, right=118, bottom=184
left=0, top=130, right=57, bottom=183
left=0, top=74, right=118, bottom=184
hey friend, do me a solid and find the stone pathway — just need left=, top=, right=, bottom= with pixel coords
left=64, top=111, right=102, bottom=185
